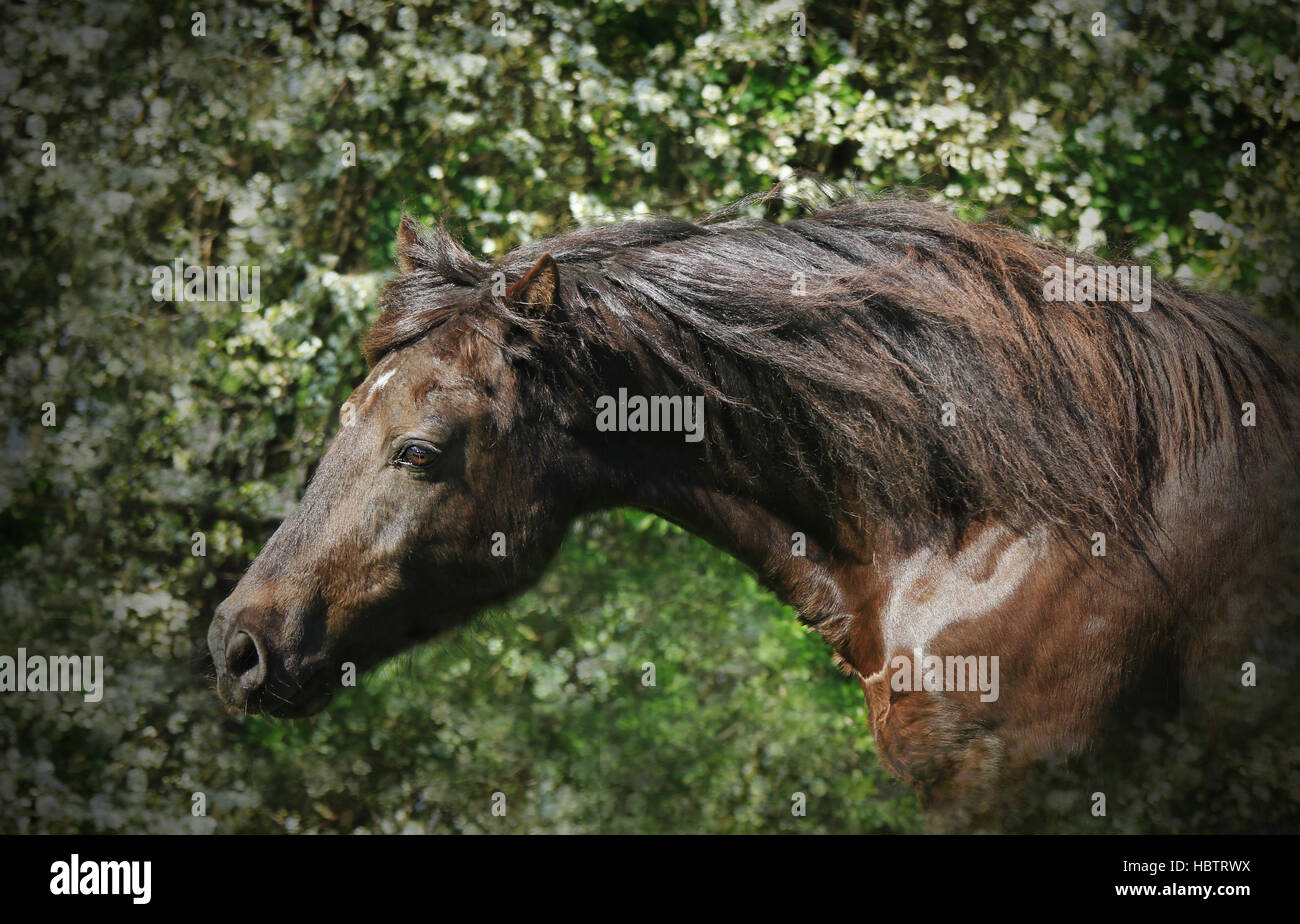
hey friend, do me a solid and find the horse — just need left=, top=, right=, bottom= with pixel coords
left=208, top=189, right=1300, bottom=831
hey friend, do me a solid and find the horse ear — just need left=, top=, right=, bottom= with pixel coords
left=396, top=214, right=424, bottom=273
left=396, top=215, right=483, bottom=283
left=506, top=253, right=558, bottom=318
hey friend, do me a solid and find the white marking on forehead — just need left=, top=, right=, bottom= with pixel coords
left=370, top=368, right=397, bottom=394
left=880, top=525, right=1046, bottom=656
left=343, top=354, right=405, bottom=426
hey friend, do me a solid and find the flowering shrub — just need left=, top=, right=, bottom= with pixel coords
left=1, top=0, right=1294, bottom=832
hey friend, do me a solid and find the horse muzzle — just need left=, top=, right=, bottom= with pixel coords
left=208, top=597, right=335, bottom=717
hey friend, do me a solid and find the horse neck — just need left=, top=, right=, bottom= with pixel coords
left=590, top=435, right=883, bottom=662
left=561, top=369, right=954, bottom=674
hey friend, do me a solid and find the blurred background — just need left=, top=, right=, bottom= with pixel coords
left=1, top=0, right=1296, bottom=833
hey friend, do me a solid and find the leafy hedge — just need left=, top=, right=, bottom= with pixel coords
left=1, top=0, right=1295, bottom=832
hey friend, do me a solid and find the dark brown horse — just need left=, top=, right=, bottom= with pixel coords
left=209, top=190, right=1299, bottom=829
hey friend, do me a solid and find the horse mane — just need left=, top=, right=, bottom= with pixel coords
left=369, top=187, right=1296, bottom=547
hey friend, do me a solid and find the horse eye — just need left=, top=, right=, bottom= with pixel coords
left=394, top=442, right=440, bottom=469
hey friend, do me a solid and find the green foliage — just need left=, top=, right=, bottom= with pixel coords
left=1, top=0, right=1295, bottom=832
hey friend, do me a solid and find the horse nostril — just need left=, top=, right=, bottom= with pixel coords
left=226, top=630, right=266, bottom=691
